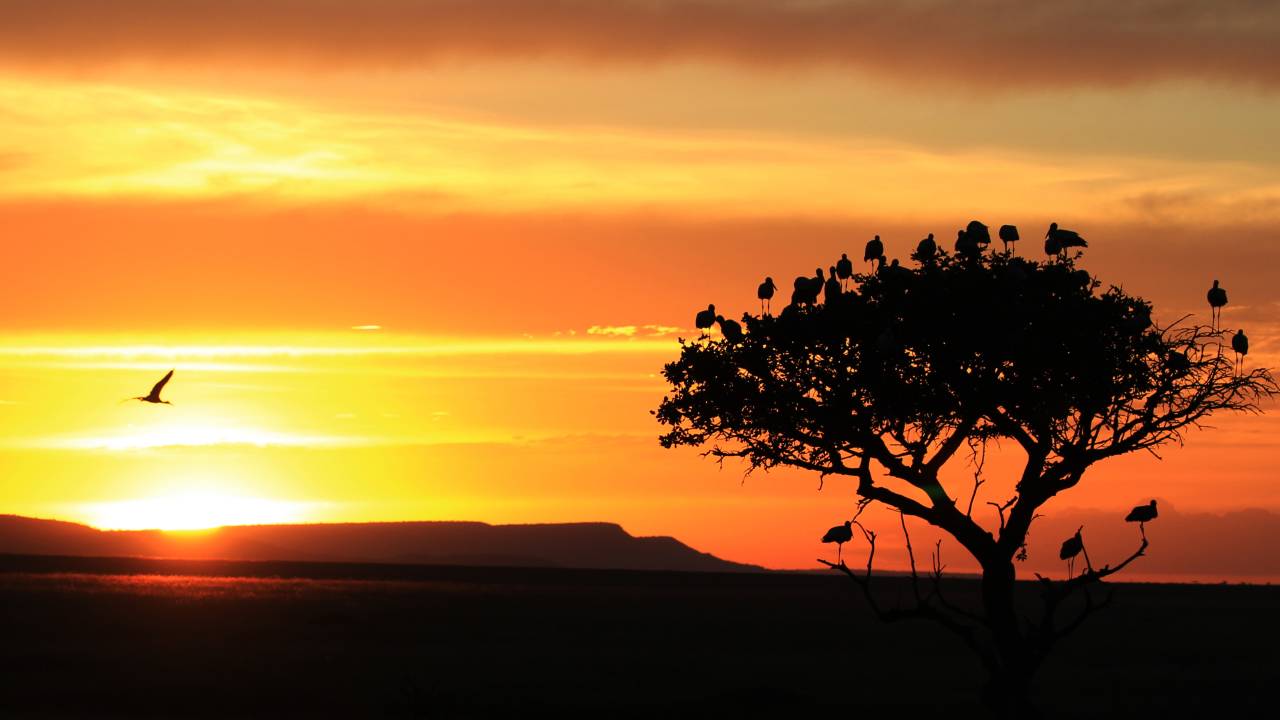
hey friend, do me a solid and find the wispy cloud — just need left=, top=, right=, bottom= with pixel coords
left=3, top=1, right=1280, bottom=90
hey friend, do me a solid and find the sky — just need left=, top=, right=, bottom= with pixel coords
left=1, top=1, right=1277, bottom=579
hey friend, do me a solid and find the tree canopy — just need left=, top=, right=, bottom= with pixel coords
left=656, top=246, right=1276, bottom=715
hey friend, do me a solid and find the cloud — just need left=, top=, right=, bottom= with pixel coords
left=2, top=1, right=1280, bottom=90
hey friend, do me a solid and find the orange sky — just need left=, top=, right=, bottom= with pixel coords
left=1, top=1, right=1277, bottom=580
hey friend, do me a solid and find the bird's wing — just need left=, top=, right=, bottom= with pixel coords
left=150, top=369, right=174, bottom=396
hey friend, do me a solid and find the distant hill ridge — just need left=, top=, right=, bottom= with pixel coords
left=0, top=515, right=762, bottom=573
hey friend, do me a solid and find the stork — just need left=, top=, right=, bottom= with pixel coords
left=835, top=253, right=854, bottom=291
left=998, top=224, right=1019, bottom=255
left=913, top=233, right=937, bottom=265
left=955, top=228, right=979, bottom=260
left=715, top=315, right=743, bottom=343
left=1125, top=500, right=1158, bottom=540
left=1058, top=526, right=1088, bottom=578
left=824, top=265, right=842, bottom=304
left=864, top=235, right=885, bottom=271
left=1206, top=280, right=1228, bottom=332
left=822, top=520, right=854, bottom=565
left=695, top=304, right=716, bottom=338
left=757, top=277, right=778, bottom=316
left=126, top=370, right=175, bottom=405
left=1232, top=329, right=1249, bottom=375
left=1045, top=223, right=1087, bottom=260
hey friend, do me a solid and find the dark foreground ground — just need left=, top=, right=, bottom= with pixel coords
left=1, top=555, right=1274, bottom=718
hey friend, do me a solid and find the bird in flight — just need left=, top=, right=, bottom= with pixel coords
left=127, top=370, right=175, bottom=405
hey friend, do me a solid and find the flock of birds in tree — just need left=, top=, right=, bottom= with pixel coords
left=823, top=500, right=1160, bottom=577
left=697, top=221, right=1252, bottom=372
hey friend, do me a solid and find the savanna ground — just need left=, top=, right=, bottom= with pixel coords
left=0, top=555, right=1273, bottom=718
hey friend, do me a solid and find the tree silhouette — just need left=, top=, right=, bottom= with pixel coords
left=656, top=248, right=1276, bottom=716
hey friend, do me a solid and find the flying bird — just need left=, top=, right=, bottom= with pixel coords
left=822, top=520, right=854, bottom=565
left=1232, top=329, right=1249, bottom=374
left=913, top=233, right=937, bottom=264
left=864, top=235, right=885, bottom=270
left=1059, top=526, right=1086, bottom=578
left=1125, top=500, right=1159, bottom=539
left=1206, top=280, right=1228, bottom=331
left=1045, top=223, right=1087, bottom=259
left=695, top=304, right=717, bottom=338
left=998, top=224, right=1019, bottom=254
left=757, top=277, right=778, bottom=316
left=127, top=370, right=175, bottom=405
left=835, top=253, right=854, bottom=291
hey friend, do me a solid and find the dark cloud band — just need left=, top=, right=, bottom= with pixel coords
left=2, top=0, right=1278, bottom=89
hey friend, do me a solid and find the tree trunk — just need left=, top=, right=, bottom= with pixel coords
left=979, top=559, right=1041, bottom=719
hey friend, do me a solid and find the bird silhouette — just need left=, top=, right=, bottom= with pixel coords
left=695, top=304, right=717, bottom=338
left=966, top=221, right=991, bottom=250
left=835, top=253, right=854, bottom=291
left=1207, top=280, right=1228, bottom=332
left=912, top=233, right=937, bottom=264
left=1125, top=500, right=1159, bottom=539
left=1058, top=526, right=1086, bottom=578
left=955, top=228, right=979, bottom=260
left=824, top=265, right=842, bottom=304
left=715, top=315, right=743, bottom=343
left=822, top=520, right=854, bottom=565
left=1165, top=350, right=1192, bottom=378
left=757, top=277, right=778, bottom=316
left=1045, top=223, right=1087, bottom=259
left=998, top=224, right=1019, bottom=254
left=127, top=370, right=175, bottom=405
left=1232, top=329, right=1249, bottom=374
left=864, top=235, right=885, bottom=270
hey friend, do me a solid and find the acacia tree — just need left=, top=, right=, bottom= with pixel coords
left=655, top=248, right=1276, bottom=716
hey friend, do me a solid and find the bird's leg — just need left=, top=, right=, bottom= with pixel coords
left=1139, top=522, right=1147, bottom=542
left=1082, top=543, right=1094, bottom=574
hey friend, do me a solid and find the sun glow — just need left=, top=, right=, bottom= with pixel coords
left=83, top=492, right=312, bottom=531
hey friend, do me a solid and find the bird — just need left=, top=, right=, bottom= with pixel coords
left=835, top=253, right=854, bottom=291
left=913, top=233, right=937, bottom=264
left=695, top=304, right=716, bottom=338
left=998, top=224, right=1019, bottom=254
left=1059, top=526, right=1086, bottom=578
left=1165, top=350, right=1192, bottom=378
left=1125, top=500, right=1159, bottom=539
left=790, top=269, right=823, bottom=307
left=715, top=315, right=743, bottom=343
left=1045, top=223, right=1087, bottom=259
left=1232, top=329, right=1249, bottom=374
left=757, top=277, right=778, bottom=316
left=1206, top=280, right=1228, bottom=331
left=824, top=265, right=842, bottom=304
left=864, top=235, right=885, bottom=270
left=955, top=228, right=979, bottom=260
left=127, top=369, right=175, bottom=405
left=822, top=519, right=854, bottom=565
left=966, top=221, right=991, bottom=250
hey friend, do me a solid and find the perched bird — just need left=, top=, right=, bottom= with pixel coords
left=835, top=253, right=854, bottom=290
left=998, top=224, right=1019, bottom=254
left=822, top=520, right=854, bottom=565
left=955, top=228, right=979, bottom=260
left=1059, top=526, right=1086, bottom=578
left=864, top=235, right=885, bottom=270
left=757, top=276, right=778, bottom=315
left=1045, top=223, right=1087, bottom=259
left=791, top=269, right=823, bottom=306
left=127, top=369, right=175, bottom=405
left=1232, top=329, right=1249, bottom=374
left=1206, top=280, right=1228, bottom=331
left=1125, top=500, right=1159, bottom=538
left=824, top=266, right=842, bottom=304
left=913, top=233, right=937, bottom=264
left=1165, top=351, right=1192, bottom=378
left=715, top=315, right=743, bottom=343
left=695, top=304, right=717, bottom=338
left=966, top=220, right=991, bottom=249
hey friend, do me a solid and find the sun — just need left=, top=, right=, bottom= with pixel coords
left=83, top=492, right=310, bottom=531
